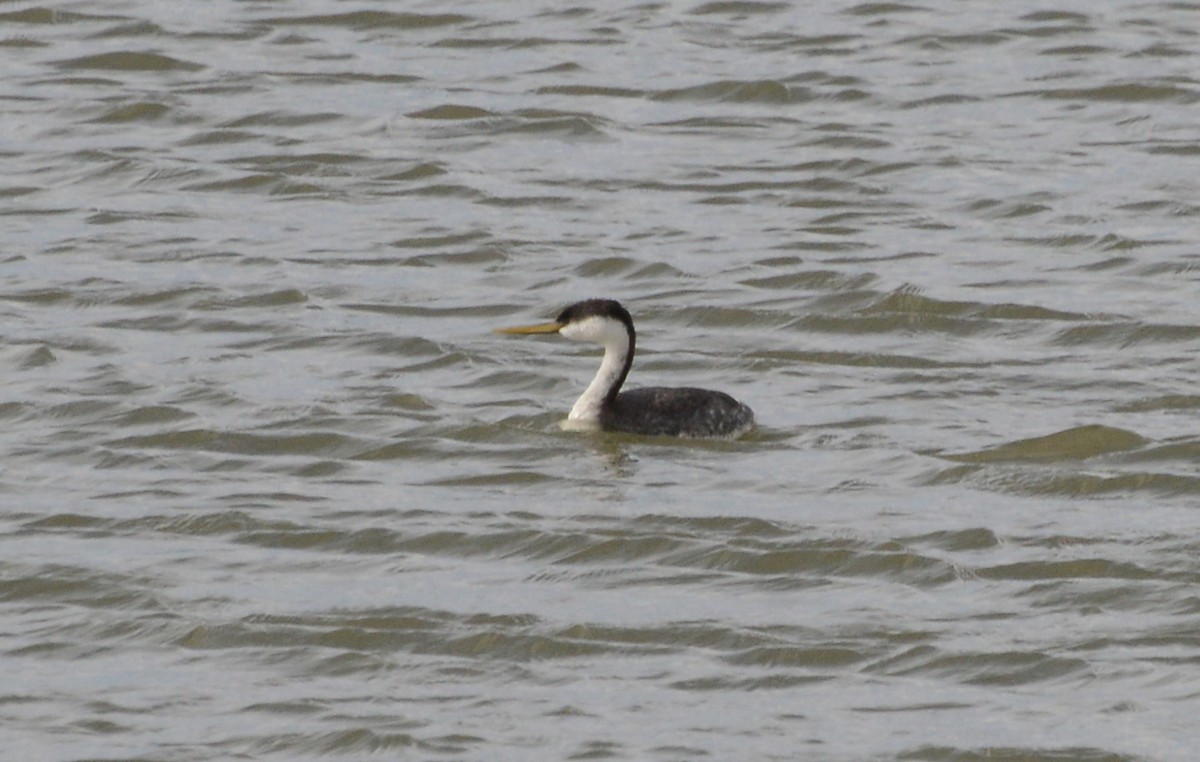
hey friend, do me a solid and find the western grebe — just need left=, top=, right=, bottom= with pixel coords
left=497, top=299, right=755, bottom=439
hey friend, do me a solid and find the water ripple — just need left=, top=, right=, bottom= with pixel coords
left=4, top=0, right=1200, bottom=759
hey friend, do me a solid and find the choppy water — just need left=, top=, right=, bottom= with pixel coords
left=4, top=1, right=1200, bottom=760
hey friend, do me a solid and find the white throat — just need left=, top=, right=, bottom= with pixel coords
left=560, top=316, right=631, bottom=424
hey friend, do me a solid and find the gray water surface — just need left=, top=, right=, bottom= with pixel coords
left=3, top=1, right=1200, bottom=760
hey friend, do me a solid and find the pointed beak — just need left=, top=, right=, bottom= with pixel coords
left=494, top=321, right=563, bottom=336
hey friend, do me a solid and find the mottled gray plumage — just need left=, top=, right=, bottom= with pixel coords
left=604, top=386, right=755, bottom=438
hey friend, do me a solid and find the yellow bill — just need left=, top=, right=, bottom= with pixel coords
left=495, top=321, right=562, bottom=335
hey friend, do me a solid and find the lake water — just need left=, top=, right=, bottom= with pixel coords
left=3, top=1, right=1199, bottom=760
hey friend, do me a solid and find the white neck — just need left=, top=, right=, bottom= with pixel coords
left=560, top=316, right=632, bottom=424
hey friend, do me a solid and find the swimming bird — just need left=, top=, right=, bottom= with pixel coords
left=497, top=299, right=754, bottom=438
